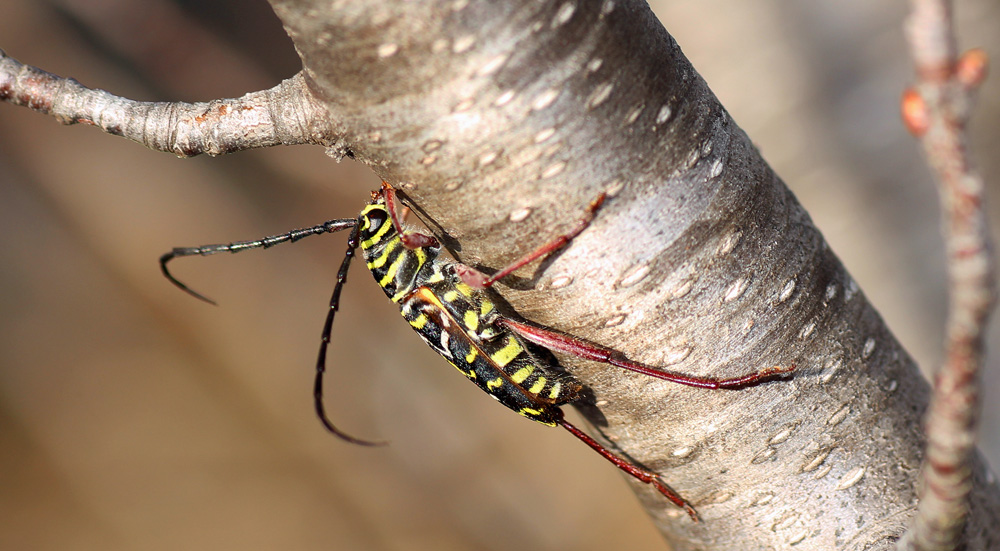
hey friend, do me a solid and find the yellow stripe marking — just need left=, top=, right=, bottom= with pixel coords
left=388, top=251, right=430, bottom=303
left=366, top=238, right=398, bottom=269
left=450, top=362, right=475, bottom=379
left=463, top=310, right=479, bottom=331
left=408, top=313, right=428, bottom=330
left=391, top=287, right=410, bottom=303
left=443, top=290, right=459, bottom=302
left=518, top=407, right=543, bottom=418
left=455, top=282, right=474, bottom=297
left=379, top=252, right=407, bottom=288
left=490, top=337, right=523, bottom=367
left=548, top=382, right=562, bottom=399
left=480, top=299, right=494, bottom=316
left=427, top=270, right=446, bottom=283
left=360, top=206, right=395, bottom=249
left=528, top=377, right=547, bottom=395
left=510, top=366, right=533, bottom=384
left=465, top=348, right=478, bottom=363
left=487, top=377, right=503, bottom=390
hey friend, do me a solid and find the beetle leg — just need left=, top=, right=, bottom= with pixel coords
left=456, top=192, right=607, bottom=289
left=559, top=418, right=700, bottom=522
left=381, top=181, right=439, bottom=249
left=499, top=318, right=794, bottom=389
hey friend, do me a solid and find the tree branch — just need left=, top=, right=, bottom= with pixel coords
left=899, top=2, right=995, bottom=550
left=0, top=48, right=337, bottom=157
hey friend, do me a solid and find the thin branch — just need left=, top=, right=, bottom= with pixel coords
left=899, top=2, right=994, bottom=550
left=0, top=49, right=336, bottom=157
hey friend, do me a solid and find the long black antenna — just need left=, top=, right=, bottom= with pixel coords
left=313, top=224, right=385, bottom=446
left=159, top=218, right=358, bottom=304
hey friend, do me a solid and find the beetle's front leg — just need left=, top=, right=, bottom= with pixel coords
left=380, top=181, right=439, bottom=249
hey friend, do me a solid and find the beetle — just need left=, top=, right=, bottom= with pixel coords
left=161, top=182, right=793, bottom=520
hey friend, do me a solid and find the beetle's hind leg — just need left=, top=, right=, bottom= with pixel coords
left=559, top=418, right=700, bottom=522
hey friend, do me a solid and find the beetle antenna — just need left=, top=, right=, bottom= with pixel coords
left=160, top=218, right=357, bottom=305
left=314, top=224, right=386, bottom=446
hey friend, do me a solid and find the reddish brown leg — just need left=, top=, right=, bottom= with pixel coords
left=559, top=418, right=700, bottom=521
left=455, top=192, right=608, bottom=289
left=380, top=181, right=438, bottom=249
left=500, top=318, right=794, bottom=389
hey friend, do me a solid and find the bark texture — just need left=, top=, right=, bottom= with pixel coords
left=0, top=50, right=334, bottom=156
left=1, top=0, right=998, bottom=549
left=264, top=1, right=1000, bottom=549
left=900, top=2, right=996, bottom=548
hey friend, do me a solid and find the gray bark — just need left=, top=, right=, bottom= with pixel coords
left=2, top=0, right=998, bottom=549
left=267, top=1, right=1000, bottom=549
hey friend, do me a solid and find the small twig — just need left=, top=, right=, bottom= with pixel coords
left=899, top=2, right=994, bottom=551
left=0, top=49, right=336, bottom=157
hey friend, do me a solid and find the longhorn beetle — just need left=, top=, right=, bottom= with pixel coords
left=160, top=182, right=794, bottom=521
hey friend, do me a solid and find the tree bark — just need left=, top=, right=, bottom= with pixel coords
left=2, top=0, right=998, bottom=549
left=267, top=1, right=1000, bottom=548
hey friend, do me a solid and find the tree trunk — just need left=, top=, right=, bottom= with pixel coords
left=267, top=1, right=1000, bottom=548
left=2, top=0, right=998, bottom=549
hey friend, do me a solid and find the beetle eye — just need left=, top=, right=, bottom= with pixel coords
left=365, top=209, right=388, bottom=233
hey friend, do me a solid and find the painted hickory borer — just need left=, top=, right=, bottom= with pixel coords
left=160, top=182, right=794, bottom=521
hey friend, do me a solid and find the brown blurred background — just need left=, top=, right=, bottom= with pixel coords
left=0, top=1, right=997, bottom=550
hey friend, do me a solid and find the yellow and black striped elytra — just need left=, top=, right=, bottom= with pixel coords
left=356, top=198, right=580, bottom=426
left=160, top=182, right=794, bottom=522
left=403, top=275, right=583, bottom=423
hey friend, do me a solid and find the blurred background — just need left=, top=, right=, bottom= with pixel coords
left=0, top=1, right=997, bottom=550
